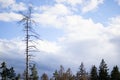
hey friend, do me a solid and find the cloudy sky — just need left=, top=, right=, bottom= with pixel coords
left=0, top=0, right=120, bottom=76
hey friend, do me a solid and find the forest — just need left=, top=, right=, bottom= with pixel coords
left=0, top=59, right=120, bottom=80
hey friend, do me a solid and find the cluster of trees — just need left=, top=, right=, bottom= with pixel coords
left=48, top=59, right=120, bottom=80
left=0, top=59, right=120, bottom=80
left=0, top=62, right=38, bottom=80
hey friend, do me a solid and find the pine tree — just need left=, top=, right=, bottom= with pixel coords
left=53, top=70, right=58, bottom=80
left=41, top=73, right=49, bottom=80
left=99, top=59, right=109, bottom=80
left=110, top=65, right=120, bottom=80
left=0, top=62, right=17, bottom=80
left=76, top=62, right=87, bottom=80
left=8, top=67, right=16, bottom=79
left=58, top=65, right=65, bottom=80
left=0, top=62, right=9, bottom=80
left=30, top=64, right=39, bottom=80
left=66, top=68, right=74, bottom=80
left=90, top=65, right=98, bottom=80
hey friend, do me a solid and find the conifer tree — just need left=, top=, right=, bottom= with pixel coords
left=90, top=65, right=98, bottom=80
left=41, top=73, right=49, bottom=80
left=66, top=68, right=74, bottom=80
left=0, top=62, right=16, bottom=80
left=99, top=59, right=109, bottom=80
left=53, top=70, right=58, bottom=80
left=76, top=62, right=87, bottom=80
left=30, top=64, right=39, bottom=80
left=0, top=62, right=9, bottom=80
left=57, top=65, right=65, bottom=80
left=8, top=67, right=16, bottom=79
left=110, top=65, right=120, bottom=80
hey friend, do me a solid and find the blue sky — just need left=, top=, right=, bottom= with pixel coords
left=0, top=0, right=120, bottom=76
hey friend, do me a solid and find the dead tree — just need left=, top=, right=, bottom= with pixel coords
left=19, top=7, right=40, bottom=80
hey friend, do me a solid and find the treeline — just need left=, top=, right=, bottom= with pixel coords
left=0, top=59, right=120, bottom=80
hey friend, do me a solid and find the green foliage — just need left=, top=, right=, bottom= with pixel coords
left=99, top=59, right=110, bottom=80
left=53, top=70, right=58, bottom=80
left=0, top=62, right=8, bottom=80
left=111, top=65, right=120, bottom=80
left=8, top=67, right=16, bottom=79
left=52, top=65, right=74, bottom=80
left=90, top=65, right=98, bottom=80
left=41, top=73, right=49, bottom=80
left=1, top=59, right=120, bottom=80
left=0, top=62, right=16, bottom=80
left=30, top=64, right=39, bottom=80
left=76, top=62, right=88, bottom=80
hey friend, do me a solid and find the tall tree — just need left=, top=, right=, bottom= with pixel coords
left=90, top=65, right=98, bottom=80
left=99, top=59, right=109, bottom=80
left=110, top=65, right=120, bottom=80
left=20, top=7, right=40, bottom=80
left=76, top=62, right=88, bottom=80
left=30, top=64, right=39, bottom=80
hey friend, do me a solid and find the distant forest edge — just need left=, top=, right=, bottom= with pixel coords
left=0, top=59, right=120, bottom=80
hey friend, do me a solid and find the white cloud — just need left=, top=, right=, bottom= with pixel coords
left=56, top=15, right=119, bottom=67
left=32, top=6, right=120, bottom=69
left=40, top=4, right=71, bottom=15
left=29, top=2, right=120, bottom=69
left=10, top=2, right=26, bottom=11
left=0, top=12, right=23, bottom=22
left=33, top=13, right=62, bottom=28
left=0, top=15, right=120, bottom=74
left=63, top=15, right=106, bottom=41
left=0, top=0, right=15, bottom=8
left=107, top=16, right=120, bottom=37
left=0, top=0, right=26, bottom=11
left=0, top=39, right=60, bottom=59
left=36, top=40, right=61, bottom=53
left=82, top=0, right=104, bottom=13
left=33, top=4, right=71, bottom=28
left=55, top=0, right=83, bottom=6
left=115, top=0, right=120, bottom=5
left=0, top=39, right=25, bottom=57
left=0, top=0, right=26, bottom=22
left=55, top=0, right=104, bottom=13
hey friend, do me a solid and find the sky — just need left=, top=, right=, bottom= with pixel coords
left=0, top=0, right=120, bottom=76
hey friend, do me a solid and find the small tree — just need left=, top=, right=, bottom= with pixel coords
left=8, top=67, right=16, bottom=79
left=0, top=62, right=9, bottom=80
left=53, top=70, right=58, bottom=80
left=0, top=62, right=16, bottom=80
left=76, top=62, right=87, bottom=80
left=90, top=65, right=98, bottom=80
left=30, top=64, right=39, bottom=80
left=66, top=68, right=74, bottom=80
left=41, top=73, right=49, bottom=80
